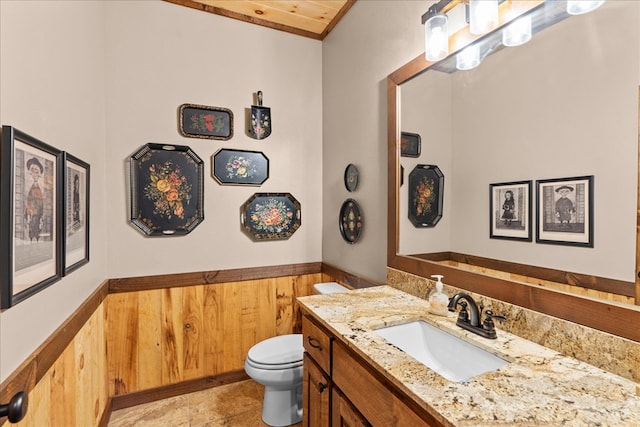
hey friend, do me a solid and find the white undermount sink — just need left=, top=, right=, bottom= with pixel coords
left=375, top=320, right=508, bottom=383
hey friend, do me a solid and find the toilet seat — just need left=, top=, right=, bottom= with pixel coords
left=246, top=334, right=303, bottom=370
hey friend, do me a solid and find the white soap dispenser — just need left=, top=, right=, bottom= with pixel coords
left=428, top=275, right=449, bottom=316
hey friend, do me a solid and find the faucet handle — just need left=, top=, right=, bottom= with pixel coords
left=456, top=301, right=469, bottom=323
left=482, top=310, right=506, bottom=331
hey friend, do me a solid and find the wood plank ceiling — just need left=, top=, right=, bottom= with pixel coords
left=164, top=0, right=356, bottom=40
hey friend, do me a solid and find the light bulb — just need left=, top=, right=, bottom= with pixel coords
left=566, top=1, right=606, bottom=15
left=425, top=14, right=448, bottom=62
left=456, top=44, right=480, bottom=70
left=469, top=0, right=499, bottom=35
left=502, top=15, right=532, bottom=47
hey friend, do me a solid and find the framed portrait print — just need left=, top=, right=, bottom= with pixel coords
left=1, top=126, right=63, bottom=309
left=536, top=176, right=594, bottom=247
left=130, top=143, right=204, bottom=236
left=489, top=180, right=532, bottom=241
left=400, top=132, right=421, bottom=157
left=63, top=153, right=90, bottom=274
left=178, top=103, right=233, bottom=140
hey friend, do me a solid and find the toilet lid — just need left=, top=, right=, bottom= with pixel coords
left=247, top=334, right=303, bottom=365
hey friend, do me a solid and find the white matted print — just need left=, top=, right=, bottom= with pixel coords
left=536, top=176, right=594, bottom=247
left=489, top=181, right=532, bottom=241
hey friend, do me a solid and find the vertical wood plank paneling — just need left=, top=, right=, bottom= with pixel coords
left=162, top=287, right=184, bottom=384
left=105, top=292, right=139, bottom=395
left=13, top=371, right=51, bottom=427
left=221, top=282, right=242, bottom=372
left=240, top=280, right=276, bottom=369
left=276, top=276, right=295, bottom=335
left=138, top=290, right=163, bottom=390
left=183, top=285, right=204, bottom=380
left=75, top=310, right=99, bottom=426
left=203, top=283, right=224, bottom=375
left=2, top=270, right=331, bottom=427
left=49, top=339, right=76, bottom=426
left=95, top=303, right=108, bottom=425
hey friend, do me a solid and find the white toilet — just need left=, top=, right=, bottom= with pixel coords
left=244, top=282, right=349, bottom=426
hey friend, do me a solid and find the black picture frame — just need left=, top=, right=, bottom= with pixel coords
left=178, top=103, right=233, bottom=140
left=130, top=143, right=204, bottom=236
left=408, top=164, right=444, bottom=228
left=401, top=131, right=421, bottom=157
left=63, top=152, right=90, bottom=274
left=536, top=175, right=594, bottom=247
left=212, top=148, right=269, bottom=186
left=1, top=126, right=63, bottom=309
left=489, top=180, right=532, bottom=241
left=241, top=193, right=301, bottom=241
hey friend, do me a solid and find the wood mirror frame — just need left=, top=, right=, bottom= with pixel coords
left=386, top=51, right=640, bottom=344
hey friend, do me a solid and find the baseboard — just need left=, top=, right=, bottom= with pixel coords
left=109, top=370, right=249, bottom=411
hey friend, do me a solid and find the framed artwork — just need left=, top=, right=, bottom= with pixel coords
left=401, top=131, right=421, bottom=157
left=408, top=164, right=444, bottom=228
left=130, top=143, right=204, bottom=236
left=344, top=163, right=359, bottom=192
left=489, top=180, right=532, bottom=241
left=212, top=149, right=269, bottom=186
left=241, top=193, right=301, bottom=241
left=339, top=198, right=363, bottom=244
left=1, top=126, right=63, bottom=309
left=178, top=103, right=233, bottom=140
left=536, top=175, right=594, bottom=247
left=63, top=153, right=90, bottom=274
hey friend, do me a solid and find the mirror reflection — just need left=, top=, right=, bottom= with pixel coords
left=398, top=1, right=638, bottom=304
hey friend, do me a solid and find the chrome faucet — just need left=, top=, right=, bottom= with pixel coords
left=447, top=292, right=505, bottom=339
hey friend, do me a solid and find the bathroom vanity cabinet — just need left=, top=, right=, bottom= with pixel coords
left=302, top=314, right=440, bottom=426
left=298, top=286, right=640, bottom=426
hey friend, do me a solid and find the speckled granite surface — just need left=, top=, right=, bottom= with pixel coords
left=386, top=267, right=640, bottom=383
left=298, top=286, right=640, bottom=427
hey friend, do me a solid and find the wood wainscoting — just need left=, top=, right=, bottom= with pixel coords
left=0, top=263, right=378, bottom=426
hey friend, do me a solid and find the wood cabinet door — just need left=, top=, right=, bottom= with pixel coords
left=303, top=353, right=330, bottom=427
left=332, top=388, right=371, bottom=427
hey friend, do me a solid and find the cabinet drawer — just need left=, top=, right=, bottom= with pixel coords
left=302, top=315, right=331, bottom=373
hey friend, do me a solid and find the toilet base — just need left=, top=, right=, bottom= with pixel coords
left=261, top=383, right=303, bottom=427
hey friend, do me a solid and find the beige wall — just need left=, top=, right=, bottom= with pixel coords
left=104, top=1, right=323, bottom=277
left=0, top=0, right=108, bottom=382
left=321, top=0, right=426, bottom=282
left=0, top=0, right=322, bottom=381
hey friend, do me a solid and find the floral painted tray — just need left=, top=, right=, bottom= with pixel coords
left=130, top=143, right=204, bottom=236
left=408, top=164, right=444, bottom=228
left=212, top=149, right=269, bottom=186
left=339, top=198, right=363, bottom=243
left=241, top=193, right=301, bottom=241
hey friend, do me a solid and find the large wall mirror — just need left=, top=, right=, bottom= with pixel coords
left=387, top=0, right=640, bottom=342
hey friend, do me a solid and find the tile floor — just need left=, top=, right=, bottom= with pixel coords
left=107, top=380, right=302, bottom=427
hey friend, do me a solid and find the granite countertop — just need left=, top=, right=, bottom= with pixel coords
left=297, top=285, right=640, bottom=427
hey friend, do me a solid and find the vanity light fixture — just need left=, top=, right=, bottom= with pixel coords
left=566, top=0, right=605, bottom=15
left=422, top=0, right=607, bottom=70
